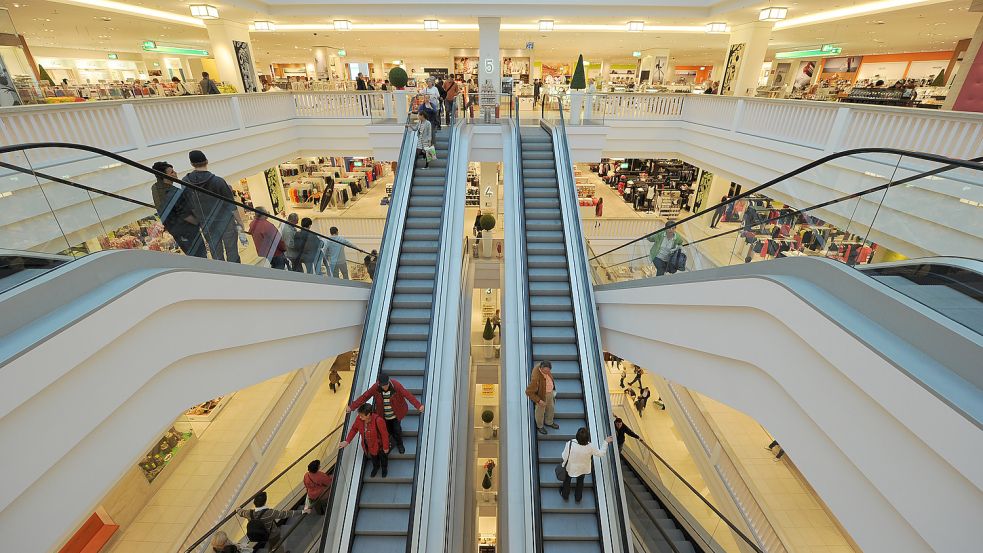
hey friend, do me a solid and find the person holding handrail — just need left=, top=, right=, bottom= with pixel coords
left=560, top=427, right=614, bottom=502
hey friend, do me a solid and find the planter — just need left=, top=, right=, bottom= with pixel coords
left=481, top=235, right=494, bottom=258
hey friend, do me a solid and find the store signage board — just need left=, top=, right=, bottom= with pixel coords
left=776, top=45, right=842, bottom=59
left=143, top=42, right=210, bottom=57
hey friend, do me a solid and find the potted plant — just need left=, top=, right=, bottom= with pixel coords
left=481, top=409, right=495, bottom=439
left=568, top=54, right=588, bottom=124
left=482, top=318, right=495, bottom=359
left=388, top=66, right=408, bottom=90
left=481, top=459, right=496, bottom=490
left=479, top=213, right=496, bottom=258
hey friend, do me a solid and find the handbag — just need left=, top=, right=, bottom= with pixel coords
left=554, top=440, right=574, bottom=481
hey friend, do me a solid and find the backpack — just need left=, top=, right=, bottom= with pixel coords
left=246, top=517, right=270, bottom=544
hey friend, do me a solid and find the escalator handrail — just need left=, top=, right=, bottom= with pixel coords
left=621, top=470, right=686, bottom=553
left=588, top=148, right=983, bottom=263
left=0, top=142, right=374, bottom=257
left=183, top=422, right=344, bottom=552
left=596, top=154, right=983, bottom=273
left=550, top=97, right=632, bottom=553
left=316, top=125, right=420, bottom=553
left=625, top=434, right=764, bottom=553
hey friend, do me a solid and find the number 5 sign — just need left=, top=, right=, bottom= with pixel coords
left=484, top=59, right=494, bottom=74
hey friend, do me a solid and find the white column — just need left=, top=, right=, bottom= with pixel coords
left=721, top=21, right=773, bottom=97
left=313, top=48, right=330, bottom=80
left=478, top=17, right=501, bottom=121
left=204, top=20, right=258, bottom=92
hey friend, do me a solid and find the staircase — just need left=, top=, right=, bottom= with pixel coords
left=622, top=458, right=700, bottom=553
left=520, top=126, right=603, bottom=553
left=346, top=127, right=451, bottom=552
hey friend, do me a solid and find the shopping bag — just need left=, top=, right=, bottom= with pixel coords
left=424, top=146, right=437, bottom=162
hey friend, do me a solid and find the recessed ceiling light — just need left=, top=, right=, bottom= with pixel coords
left=424, top=19, right=439, bottom=31
left=334, top=20, right=352, bottom=31
left=627, top=21, right=644, bottom=32
left=539, top=20, right=554, bottom=32
left=706, top=22, right=728, bottom=33
left=254, top=20, right=276, bottom=32
left=190, top=4, right=219, bottom=19
left=759, top=7, right=789, bottom=22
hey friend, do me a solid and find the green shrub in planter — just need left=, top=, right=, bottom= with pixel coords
left=930, top=71, right=945, bottom=87
left=389, top=66, right=409, bottom=89
left=483, top=318, right=495, bottom=341
left=571, top=55, right=587, bottom=90
left=479, top=214, right=496, bottom=231
left=481, top=410, right=494, bottom=424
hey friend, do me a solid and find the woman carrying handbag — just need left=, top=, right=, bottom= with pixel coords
left=557, top=427, right=613, bottom=502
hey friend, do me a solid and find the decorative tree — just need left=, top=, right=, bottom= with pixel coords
left=930, top=71, right=946, bottom=87
left=388, top=66, right=408, bottom=89
left=570, top=55, right=587, bottom=90
left=479, top=213, right=496, bottom=231
left=38, top=65, right=54, bottom=85
left=483, top=318, right=495, bottom=341
left=481, top=459, right=496, bottom=489
left=481, top=410, right=494, bottom=424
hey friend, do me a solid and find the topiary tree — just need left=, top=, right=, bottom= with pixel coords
left=388, top=66, right=408, bottom=89
left=930, top=71, right=946, bottom=87
left=481, top=410, right=494, bottom=424
left=479, top=213, right=496, bottom=231
left=483, top=318, right=495, bottom=341
left=38, top=65, right=54, bottom=85
left=570, top=54, right=587, bottom=90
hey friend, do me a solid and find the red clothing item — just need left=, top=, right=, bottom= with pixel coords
left=304, top=471, right=334, bottom=500
left=345, top=413, right=389, bottom=455
left=349, top=379, right=422, bottom=422
left=248, top=217, right=286, bottom=259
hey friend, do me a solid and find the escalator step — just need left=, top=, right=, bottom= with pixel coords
left=527, top=242, right=566, bottom=256
left=528, top=255, right=567, bottom=269
left=391, top=294, right=433, bottom=309
left=402, top=240, right=439, bottom=254
left=527, top=219, right=563, bottom=232
left=526, top=188, right=560, bottom=199
left=394, top=279, right=434, bottom=294
left=531, top=311, right=575, bottom=326
left=529, top=281, right=572, bottom=296
left=524, top=178, right=559, bottom=188
left=540, top=488, right=598, bottom=512
left=525, top=197, right=561, bottom=209
left=545, top=360, right=581, bottom=376
left=531, top=342, right=578, bottom=361
left=530, top=326, right=577, bottom=343
left=554, top=378, right=584, bottom=398
left=523, top=159, right=555, bottom=170
left=524, top=168, right=557, bottom=179
left=358, top=482, right=412, bottom=508
left=523, top=150, right=555, bottom=161
left=389, top=308, right=432, bottom=324
left=415, top=158, right=447, bottom=168
left=383, top=340, right=428, bottom=358
left=536, top=420, right=588, bottom=444
left=363, top=459, right=415, bottom=483
left=380, top=356, right=426, bottom=373
left=526, top=230, right=564, bottom=243
left=397, top=265, right=436, bottom=279
left=543, top=542, right=603, bottom=553
left=350, top=535, right=408, bottom=553
left=354, top=508, right=410, bottom=534
left=406, top=206, right=443, bottom=219
left=408, top=196, right=444, bottom=209
left=529, top=267, right=569, bottom=282
left=405, top=217, right=442, bottom=230
left=412, top=186, right=445, bottom=197
left=552, top=398, right=586, bottom=417
left=413, top=167, right=447, bottom=178
left=404, top=229, right=440, bottom=241
left=414, top=177, right=447, bottom=187
left=525, top=208, right=563, bottom=220
left=399, top=252, right=439, bottom=266
left=392, top=374, right=424, bottom=395
left=387, top=324, right=430, bottom=340
left=542, top=513, right=601, bottom=539
left=522, top=143, right=554, bottom=152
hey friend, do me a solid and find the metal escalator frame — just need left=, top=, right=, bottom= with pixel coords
left=544, top=102, right=632, bottom=552
left=406, top=117, right=468, bottom=553
left=318, top=125, right=419, bottom=553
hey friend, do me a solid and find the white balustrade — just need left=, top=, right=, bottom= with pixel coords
left=591, top=93, right=684, bottom=120
left=736, top=99, right=839, bottom=149
left=133, top=96, right=238, bottom=146
left=840, top=108, right=983, bottom=159
left=0, top=103, right=133, bottom=167
left=681, top=95, right=738, bottom=130
left=238, top=93, right=297, bottom=128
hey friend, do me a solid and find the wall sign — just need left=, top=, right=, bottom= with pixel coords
left=484, top=59, right=494, bottom=74
left=720, top=42, right=745, bottom=96
left=233, top=40, right=258, bottom=93
left=264, top=167, right=284, bottom=215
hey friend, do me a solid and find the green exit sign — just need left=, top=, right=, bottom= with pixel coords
left=143, top=41, right=157, bottom=49
left=338, top=49, right=347, bottom=57
left=108, top=53, right=118, bottom=60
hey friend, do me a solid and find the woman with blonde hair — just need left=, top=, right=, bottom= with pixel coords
left=210, top=530, right=240, bottom=552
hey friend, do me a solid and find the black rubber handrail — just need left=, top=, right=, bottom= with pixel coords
left=183, top=422, right=344, bottom=552
left=0, top=142, right=374, bottom=257
left=589, top=148, right=983, bottom=262
left=596, top=154, right=983, bottom=272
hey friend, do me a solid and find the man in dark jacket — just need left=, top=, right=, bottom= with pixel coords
left=150, top=161, right=205, bottom=257
left=347, top=373, right=424, bottom=454
left=237, top=491, right=304, bottom=551
left=614, top=417, right=643, bottom=450
left=185, top=150, right=243, bottom=262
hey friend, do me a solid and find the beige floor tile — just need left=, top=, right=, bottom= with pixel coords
left=120, top=521, right=154, bottom=541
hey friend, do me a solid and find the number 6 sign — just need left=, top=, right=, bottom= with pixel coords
left=484, top=59, right=494, bottom=74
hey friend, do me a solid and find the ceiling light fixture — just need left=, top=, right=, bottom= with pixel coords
left=705, top=22, right=728, bottom=33
left=254, top=20, right=275, bottom=32
left=777, top=0, right=930, bottom=29
left=62, top=0, right=204, bottom=27
left=392, top=59, right=403, bottom=65
left=189, top=4, right=219, bottom=19
left=539, top=20, right=554, bottom=32
left=627, top=21, right=644, bottom=32
left=424, top=19, right=439, bottom=31
left=759, top=7, right=788, bottom=21
left=334, top=20, right=352, bottom=31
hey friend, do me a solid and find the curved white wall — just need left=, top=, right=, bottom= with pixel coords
left=0, top=269, right=368, bottom=553
left=596, top=278, right=983, bottom=553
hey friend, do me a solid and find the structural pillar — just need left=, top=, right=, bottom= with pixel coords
left=204, top=20, right=258, bottom=92
left=313, top=48, right=331, bottom=80
left=478, top=17, right=501, bottom=121
left=720, top=21, right=773, bottom=97
left=944, top=3, right=983, bottom=112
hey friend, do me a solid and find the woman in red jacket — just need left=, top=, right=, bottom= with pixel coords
left=347, top=373, right=424, bottom=454
left=339, top=404, right=390, bottom=477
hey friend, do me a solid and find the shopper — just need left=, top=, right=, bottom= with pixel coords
left=533, top=78, right=542, bottom=107
left=339, top=403, right=390, bottom=477
left=322, top=226, right=357, bottom=279
left=408, top=111, right=433, bottom=168
left=237, top=491, right=304, bottom=551
left=282, top=212, right=300, bottom=268
left=171, top=76, right=192, bottom=96
left=356, top=73, right=367, bottom=91
left=559, top=427, right=613, bottom=502
left=329, top=368, right=342, bottom=393
left=210, top=531, right=239, bottom=553
left=347, top=373, right=424, bottom=454
left=247, top=207, right=288, bottom=269
left=293, top=217, right=321, bottom=273
left=627, top=366, right=643, bottom=388
left=150, top=161, right=205, bottom=257
left=473, top=210, right=483, bottom=236
left=382, top=80, right=390, bottom=91
left=647, top=220, right=684, bottom=276
left=425, top=77, right=442, bottom=130
left=614, top=417, right=643, bottom=450
left=595, top=197, right=603, bottom=217
left=526, top=360, right=559, bottom=435
left=442, top=77, right=459, bottom=125
left=710, top=195, right=730, bottom=229
left=200, top=72, right=220, bottom=95
left=364, top=250, right=378, bottom=280
left=185, top=150, right=243, bottom=263
left=303, top=459, right=334, bottom=515
left=638, top=387, right=652, bottom=411
left=491, top=309, right=501, bottom=335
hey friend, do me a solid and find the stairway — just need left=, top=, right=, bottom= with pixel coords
left=346, top=127, right=451, bottom=553
left=520, top=126, right=603, bottom=553
left=621, top=458, right=700, bottom=553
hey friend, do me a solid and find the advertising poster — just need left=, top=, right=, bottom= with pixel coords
left=454, top=57, right=478, bottom=76
left=0, top=54, right=23, bottom=107
left=233, top=40, right=258, bottom=93
left=264, top=167, right=284, bottom=215
left=651, top=56, right=669, bottom=84
left=793, top=61, right=817, bottom=91
left=502, top=57, right=530, bottom=76
left=821, top=56, right=862, bottom=74
left=772, top=62, right=792, bottom=86
left=540, top=63, right=571, bottom=77
left=693, top=170, right=714, bottom=213
left=720, top=43, right=745, bottom=95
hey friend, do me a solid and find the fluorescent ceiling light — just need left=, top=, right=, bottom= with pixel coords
left=775, top=44, right=842, bottom=59
left=775, top=0, right=933, bottom=30
left=189, top=4, right=218, bottom=20
left=759, top=7, right=788, bottom=22
left=254, top=20, right=275, bottom=32
left=705, top=22, right=728, bottom=33
left=392, top=59, right=403, bottom=65
left=539, top=20, right=554, bottom=32
left=424, top=19, right=439, bottom=31
left=627, top=21, right=644, bottom=32
left=53, top=0, right=204, bottom=27
left=334, top=20, right=352, bottom=31
left=266, top=22, right=705, bottom=33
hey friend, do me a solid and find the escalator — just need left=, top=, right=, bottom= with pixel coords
left=621, top=459, right=699, bottom=553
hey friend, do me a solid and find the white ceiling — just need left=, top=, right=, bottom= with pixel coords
left=3, top=0, right=980, bottom=69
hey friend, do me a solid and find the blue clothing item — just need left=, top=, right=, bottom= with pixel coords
left=322, top=235, right=356, bottom=264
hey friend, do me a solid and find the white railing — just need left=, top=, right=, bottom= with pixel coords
left=311, top=217, right=386, bottom=240
left=581, top=92, right=983, bottom=157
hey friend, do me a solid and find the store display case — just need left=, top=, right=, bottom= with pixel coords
left=844, top=87, right=915, bottom=106
left=137, top=427, right=194, bottom=483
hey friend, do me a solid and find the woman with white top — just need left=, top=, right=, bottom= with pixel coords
left=560, top=427, right=614, bottom=502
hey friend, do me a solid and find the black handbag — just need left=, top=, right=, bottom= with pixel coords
left=555, top=440, right=574, bottom=481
